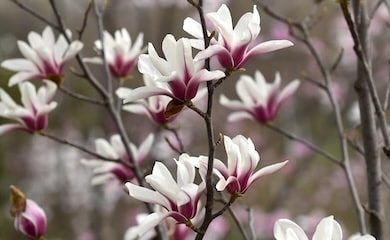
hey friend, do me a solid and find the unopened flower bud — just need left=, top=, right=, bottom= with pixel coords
left=10, top=186, right=47, bottom=240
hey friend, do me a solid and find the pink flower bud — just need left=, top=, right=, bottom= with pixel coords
left=10, top=186, right=47, bottom=240
left=14, top=199, right=47, bottom=239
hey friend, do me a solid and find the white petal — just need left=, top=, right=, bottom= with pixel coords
left=95, top=138, right=119, bottom=159
left=42, top=26, right=55, bottom=46
left=0, top=123, right=23, bottom=135
left=273, top=219, right=308, bottom=240
left=207, top=4, right=233, bottom=42
left=176, top=154, right=196, bottom=186
left=227, top=111, right=254, bottom=122
left=126, top=182, right=170, bottom=209
left=312, top=216, right=343, bottom=240
left=275, top=80, right=300, bottom=106
left=54, top=35, right=69, bottom=63
left=19, top=81, right=37, bottom=110
left=236, top=74, right=261, bottom=105
left=248, top=161, right=288, bottom=186
left=219, top=95, right=246, bottom=110
left=246, top=40, right=293, bottom=57
left=121, top=86, right=172, bottom=103
left=17, top=41, right=43, bottom=67
left=8, top=72, right=37, bottom=86
left=145, top=162, right=180, bottom=201
left=82, top=57, right=103, bottom=64
left=127, top=212, right=171, bottom=238
left=183, top=17, right=204, bottom=39
left=1, top=59, right=38, bottom=72
left=63, top=41, right=83, bottom=61
left=136, top=133, right=154, bottom=163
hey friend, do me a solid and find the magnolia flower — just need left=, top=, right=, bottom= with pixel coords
left=120, top=34, right=225, bottom=105
left=274, top=215, right=375, bottom=240
left=220, top=71, right=300, bottom=123
left=0, top=80, right=57, bottom=135
left=117, top=75, right=176, bottom=125
left=10, top=186, right=47, bottom=240
left=81, top=133, right=154, bottom=184
left=183, top=4, right=293, bottom=70
left=126, top=154, right=205, bottom=237
left=84, top=28, right=144, bottom=78
left=199, top=135, right=287, bottom=195
left=1, top=26, right=83, bottom=86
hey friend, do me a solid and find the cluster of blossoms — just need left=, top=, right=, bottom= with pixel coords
left=0, top=2, right=377, bottom=240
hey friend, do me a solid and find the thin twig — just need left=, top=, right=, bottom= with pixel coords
left=265, top=123, right=341, bottom=166
left=330, top=48, right=344, bottom=73
left=163, top=126, right=185, bottom=154
left=77, top=0, right=93, bottom=40
left=370, top=0, right=389, bottom=20
left=59, top=86, right=106, bottom=105
left=10, top=0, right=59, bottom=30
left=383, top=60, right=390, bottom=110
left=38, top=131, right=128, bottom=165
left=92, top=0, right=113, bottom=94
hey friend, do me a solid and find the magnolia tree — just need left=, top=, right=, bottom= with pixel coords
left=0, top=0, right=388, bottom=240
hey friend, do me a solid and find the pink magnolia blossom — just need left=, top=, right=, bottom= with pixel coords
left=10, top=186, right=47, bottom=240
left=14, top=199, right=47, bottom=240
left=1, top=26, right=83, bottom=86
left=120, top=34, right=225, bottom=104
left=220, top=71, right=300, bottom=123
left=81, top=133, right=154, bottom=184
left=198, top=135, right=287, bottom=195
left=84, top=28, right=144, bottom=78
left=117, top=76, right=176, bottom=125
left=0, top=80, right=57, bottom=135
left=274, top=215, right=375, bottom=240
left=125, top=154, right=205, bottom=237
left=183, top=4, right=293, bottom=70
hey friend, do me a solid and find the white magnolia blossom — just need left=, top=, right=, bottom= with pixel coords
left=1, top=26, right=83, bottom=86
left=0, top=80, right=57, bottom=135
left=183, top=4, right=293, bottom=70
left=120, top=34, right=225, bottom=104
left=125, top=154, right=205, bottom=237
left=197, top=135, right=287, bottom=195
left=81, top=133, right=154, bottom=185
left=220, top=71, right=300, bottom=123
left=84, top=28, right=144, bottom=78
left=274, top=215, right=375, bottom=240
